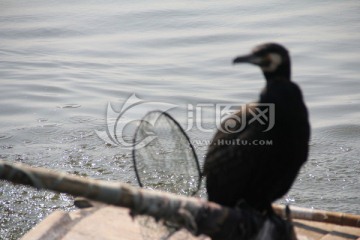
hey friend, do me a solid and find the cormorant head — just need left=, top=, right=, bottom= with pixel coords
left=233, top=43, right=291, bottom=82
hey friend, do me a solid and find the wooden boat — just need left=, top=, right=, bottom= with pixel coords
left=0, top=160, right=358, bottom=240
left=21, top=203, right=360, bottom=240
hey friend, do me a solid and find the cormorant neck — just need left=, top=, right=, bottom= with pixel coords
left=263, top=68, right=291, bottom=82
left=263, top=73, right=289, bottom=82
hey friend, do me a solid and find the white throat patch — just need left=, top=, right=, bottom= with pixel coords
left=261, top=53, right=282, bottom=72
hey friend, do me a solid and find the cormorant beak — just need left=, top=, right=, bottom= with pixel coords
left=233, top=54, right=267, bottom=66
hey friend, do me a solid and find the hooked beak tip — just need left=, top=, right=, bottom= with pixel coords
left=232, top=54, right=254, bottom=65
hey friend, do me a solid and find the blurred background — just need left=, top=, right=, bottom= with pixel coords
left=0, top=1, right=359, bottom=239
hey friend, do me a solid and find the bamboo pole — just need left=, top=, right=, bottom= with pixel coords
left=273, top=204, right=360, bottom=228
left=0, top=160, right=274, bottom=239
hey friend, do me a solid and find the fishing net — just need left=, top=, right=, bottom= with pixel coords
left=132, top=111, right=202, bottom=239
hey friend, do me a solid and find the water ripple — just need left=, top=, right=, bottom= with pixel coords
left=0, top=132, right=13, bottom=140
left=57, top=104, right=81, bottom=109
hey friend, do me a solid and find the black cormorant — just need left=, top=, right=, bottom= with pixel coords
left=203, top=43, right=310, bottom=213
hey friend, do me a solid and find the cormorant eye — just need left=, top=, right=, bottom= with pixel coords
left=259, top=54, right=272, bottom=67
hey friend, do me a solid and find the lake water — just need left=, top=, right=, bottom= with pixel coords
left=1, top=1, right=359, bottom=239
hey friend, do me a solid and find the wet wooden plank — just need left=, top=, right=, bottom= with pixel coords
left=21, top=211, right=72, bottom=240
left=22, top=206, right=208, bottom=240
left=22, top=206, right=360, bottom=240
left=62, top=207, right=141, bottom=240
left=293, top=219, right=360, bottom=240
